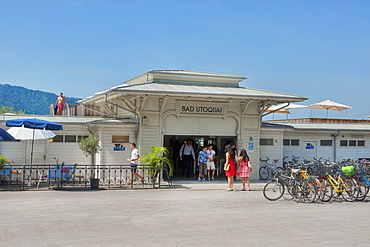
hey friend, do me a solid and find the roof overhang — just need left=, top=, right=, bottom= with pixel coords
left=262, top=121, right=370, bottom=132
left=79, top=82, right=307, bottom=105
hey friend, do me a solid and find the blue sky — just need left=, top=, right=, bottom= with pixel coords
left=1, top=0, right=369, bottom=119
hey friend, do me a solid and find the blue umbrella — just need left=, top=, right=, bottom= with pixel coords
left=5, top=119, right=63, bottom=185
left=0, top=128, right=15, bottom=141
left=6, top=119, right=63, bottom=131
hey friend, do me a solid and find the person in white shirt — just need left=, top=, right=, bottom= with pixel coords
left=179, top=140, right=196, bottom=178
left=206, top=144, right=216, bottom=180
left=127, top=143, right=144, bottom=185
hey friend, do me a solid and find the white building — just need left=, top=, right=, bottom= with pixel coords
left=2, top=70, right=369, bottom=180
left=260, top=118, right=370, bottom=166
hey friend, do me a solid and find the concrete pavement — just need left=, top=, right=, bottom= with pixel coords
left=0, top=179, right=369, bottom=247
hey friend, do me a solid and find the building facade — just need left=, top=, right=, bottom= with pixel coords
left=77, top=70, right=306, bottom=179
left=1, top=71, right=369, bottom=181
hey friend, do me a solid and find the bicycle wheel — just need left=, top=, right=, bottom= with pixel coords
left=312, top=178, right=323, bottom=202
left=356, top=180, right=369, bottom=201
left=318, top=179, right=333, bottom=202
left=284, top=178, right=297, bottom=200
left=341, top=178, right=358, bottom=202
left=263, top=180, right=285, bottom=201
left=302, top=182, right=317, bottom=203
left=259, top=166, right=269, bottom=180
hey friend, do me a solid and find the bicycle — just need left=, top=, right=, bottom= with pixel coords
left=259, top=157, right=283, bottom=180
left=282, top=168, right=317, bottom=203
left=353, top=163, right=370, bottom=201
left=263, top=169, right=317, bottom=203
left=320, top=166, right=359, bottom=202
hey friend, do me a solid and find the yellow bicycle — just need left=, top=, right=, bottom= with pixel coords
left=321, top=170, right=358, bottom=202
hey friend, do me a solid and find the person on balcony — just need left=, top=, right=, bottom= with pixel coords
left=55, top=92, right=67, bottom=115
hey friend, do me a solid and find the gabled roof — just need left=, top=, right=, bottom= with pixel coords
left=79, top=70, right=307, bottom=104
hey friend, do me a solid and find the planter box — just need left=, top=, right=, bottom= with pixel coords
left=90, top=178, right=100, bottom=189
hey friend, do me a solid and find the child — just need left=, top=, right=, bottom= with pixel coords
left=237, top=149, right=252, bottom=191
left=197, top=146, right=208, bottom=181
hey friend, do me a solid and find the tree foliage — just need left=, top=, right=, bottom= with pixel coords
left=78, top=132, right=101, bottom=158
left=0, top=84, right=81, bottom=115
left=0, top=106, right=26, bottom=114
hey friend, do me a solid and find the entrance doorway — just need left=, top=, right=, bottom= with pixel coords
left=163, top=135, right=236, bottom=177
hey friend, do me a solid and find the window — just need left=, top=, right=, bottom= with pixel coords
left=65, top=135, right=77, bottom=142
left=51, top=135, right=86, bottom=143
left=53, top=135, right=63, bottom=142
left=260, top=138, right=273, bottom=146
left=195, top=138, right=204, bottom=146
left=291, top=139, right=300, bottom=146
left=78, top=135, right=89, bottom=142
left=340, top=140, right=365, bottom=147
left=283, top=139, right=299, bottom=146
left=340, top=140, right=348, bottom=146
left=320, top=140, right=333, bottom=146
left=349, top=140, right=356, bottom=146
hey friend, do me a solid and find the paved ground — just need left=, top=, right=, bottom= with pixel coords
left=0, top=179, right=369, bottom=247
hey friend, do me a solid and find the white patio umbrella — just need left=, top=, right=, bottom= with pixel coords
left=266, top=103, right=307, bottom=119
left=7, top=127, right=56, bottom=140
left=7, top=127, right=56, bottom=186
left=307, top=100, right=352, bottom=118
left=284, top=103, right=307, bottom=110
left=266, top=105, right=291, bottom=114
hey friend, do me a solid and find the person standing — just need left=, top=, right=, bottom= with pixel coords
left=206, top=144, right=216, bottom=181
left=224, top=143, right=236, bottom=191
left=127, top=142, right=144, bottom=185
left=55, top=92, right=67, bottom=115
left=197, top=146, right=208, bottom=181
left=179, top=140, right=196, bottom=178
left=237, top=149, right=252, bottom=191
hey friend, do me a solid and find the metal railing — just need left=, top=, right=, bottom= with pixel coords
left=0, top=164, right=172, bottom=191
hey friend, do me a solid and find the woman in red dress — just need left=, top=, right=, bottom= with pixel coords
left=224, top=143, right=236, bottom=191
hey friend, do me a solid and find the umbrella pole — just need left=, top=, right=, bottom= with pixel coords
left=29, top=128, right=35, bottom=186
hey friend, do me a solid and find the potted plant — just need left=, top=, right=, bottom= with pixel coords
left=0, top=154, right=13, bottom=171
left=78, top=132, right=101, bottom=189
left=139, top=146, right=173, bottom=185
left=0, top=154, right=13, bottom=185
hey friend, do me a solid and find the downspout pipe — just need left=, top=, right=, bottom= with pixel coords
left=333, top=131, right=340, bottom=162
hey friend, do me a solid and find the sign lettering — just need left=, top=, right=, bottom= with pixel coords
left=180, top=105, right=223, bottom=114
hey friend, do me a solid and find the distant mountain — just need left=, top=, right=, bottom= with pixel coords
left=0, top=84, right=81, bottom=115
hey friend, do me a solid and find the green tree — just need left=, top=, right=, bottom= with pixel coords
left=0, top=106, right=26, bottom=114
left=140, top=146, right=174, bottom=177
left=78, top=132, right=100, bottom=178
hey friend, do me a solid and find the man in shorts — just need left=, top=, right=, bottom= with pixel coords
left=55, top=92, right=67, bottom=115
left=127, top=142, right=144, bottom=185
left=206, top=144, right=216, bottom=181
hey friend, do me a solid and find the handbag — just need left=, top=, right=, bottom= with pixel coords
left=224, top=163, right=230, bottom=171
